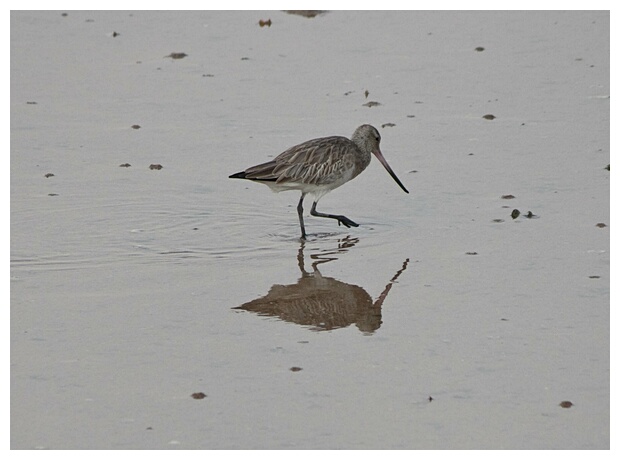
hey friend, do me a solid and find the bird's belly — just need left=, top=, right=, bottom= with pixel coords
left=266, top=169, right=355, bottom=201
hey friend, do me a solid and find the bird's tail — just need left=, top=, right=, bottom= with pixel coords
left=229, top=160, right=279, bottom=182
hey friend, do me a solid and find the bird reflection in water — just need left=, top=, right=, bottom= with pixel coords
left=233, top=237, right=409, bottom=334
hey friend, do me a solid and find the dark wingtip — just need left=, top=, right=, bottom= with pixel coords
left=229, top=171, right=246, bottom=179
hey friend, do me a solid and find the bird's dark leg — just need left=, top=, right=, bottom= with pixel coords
left=310, top=201, right=359, bottom=229
left=297, top=193, right=307, bottom=239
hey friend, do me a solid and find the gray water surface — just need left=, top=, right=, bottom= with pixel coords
left=11, top=10, right=609, bottom=449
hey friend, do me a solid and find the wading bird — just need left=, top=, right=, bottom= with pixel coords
left=229, top=124, right=409, bottom=239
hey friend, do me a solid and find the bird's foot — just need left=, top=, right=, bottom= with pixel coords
left=337, top=216, right=359, bottom=228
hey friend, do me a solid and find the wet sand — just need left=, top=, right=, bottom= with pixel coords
left=11, top=11, right=609, bottom=449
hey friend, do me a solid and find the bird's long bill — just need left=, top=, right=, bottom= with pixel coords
left=373, top=150, right=409, bottom=194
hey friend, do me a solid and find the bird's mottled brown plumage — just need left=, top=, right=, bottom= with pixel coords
left=240, top=135, right=368, bottom=189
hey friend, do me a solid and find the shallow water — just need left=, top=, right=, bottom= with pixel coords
left=11, top=10, right=609, bottom=449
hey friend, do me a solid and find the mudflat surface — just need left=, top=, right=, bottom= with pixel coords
left=11, top=11, right=609, bottom=449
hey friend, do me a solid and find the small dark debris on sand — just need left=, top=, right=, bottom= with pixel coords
left=501, top=194, right=515, bottom=200
left=605, top=164, right=610, bottom=171
left=483, top=114, right=496, bottom=120
left=131, top=124, right=141, bottom=129
left=589, top=275, right=601, bottom=279
left=475, top=46, right=485, bottom=52
left=26, top=101, right=37, bottom=105
left=191, top=392, right=207, bottom=400
left=363, top=101, right=381, bottom=108
left=595, top=222, right=607, bottom=228
left=258, top=19, right=272, bottom=27
left=559, top=401, right=573, bottom=408
left=510, top=209, right=538, bottom=220
left=465, top=252, right=478, bottom=255
left=381, top=123, right=396, bottom=128
left=492, top=218, right=504, bottom=223
left=284, top=10, right=326, bottom=18
left=44, top=173, right=55, bottom=178
left=428, top=396, right=433, bottom=402
left=119, top=163, right=131, bottom=168
left=364, top=90, right=369, bottom=99
left=165, top=52, right=188, bottom=59
left=112, top=31, right=120, bottom=37
left=149, top=164, right=163, bottom=170
left=48, top=193, right=59, bottom=196
left=290, top=367, right=303, bottom=372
